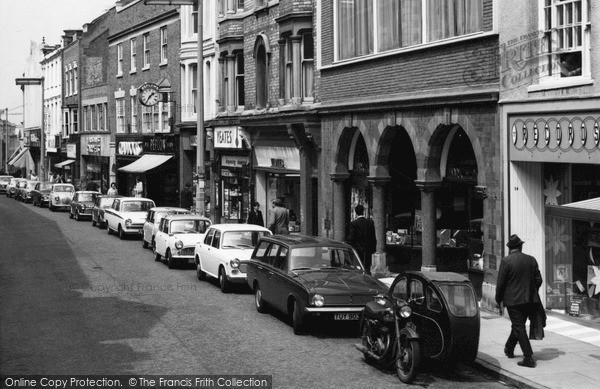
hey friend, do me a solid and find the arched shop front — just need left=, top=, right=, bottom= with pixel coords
left=325, top=107, right=495, bottom=276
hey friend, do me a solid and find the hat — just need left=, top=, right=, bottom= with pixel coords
left=506, top=234, right=525, bottom=248
left=272, top=198, right=283, bottom=207
left=253, top=201, right=260, bottom=206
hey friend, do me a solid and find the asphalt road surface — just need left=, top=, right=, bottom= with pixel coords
left=0, top=195, right=514, bottom=388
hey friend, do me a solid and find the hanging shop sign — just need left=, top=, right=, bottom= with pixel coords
left=214, top=126, right=246, bottom=149
left=81, top=135, right=109, bottom=156
left=117, top=140, right=143, bottom=156
left=221, top=155, right=250, bottom=168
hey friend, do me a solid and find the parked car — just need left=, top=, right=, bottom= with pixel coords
left=154, top=214, right=211, bottom=269
left=31, top=182, right=54, bottom=207
left=195, top=224, right=271, bottom=292
left=91, top=195, right=122, bottom=228
left=69, top=191, right=101, bottom=220
left=5, top=177, right=19, bottom=198
left=0, top=175, right=13, bottom=194
left=19, top=180, right=40, bottom=203
left=142, top=207, right=191, bottom=249
left=105, top=197, right=156, bottom=239
left=246, top=234, right=389, bottom=335
left=48, top=183, right=75, bottom=211
left=13, top=178, right=29, bottom=201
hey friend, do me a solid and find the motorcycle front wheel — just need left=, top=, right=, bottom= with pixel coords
left=395, top=335, right=421, bottom=383
left=361, top=320, right=393, bottom=367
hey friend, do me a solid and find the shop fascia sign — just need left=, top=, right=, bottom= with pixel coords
left=214, top=126, right=245, bottom=149
left=118, top=140, right=143, bottom=156
left=221, top=155, right=249, bottom=168
left=86, top=136, right=102, bottom=154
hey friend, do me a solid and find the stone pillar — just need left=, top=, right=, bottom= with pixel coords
left=330, top=173, right=349, bottom=241
left=226, top=54, right=236, bottom=113
left=368, top=176, right=390, bottom=275
left=290, top=35, right=302, bottom=105
left=415, top=180, right=442, bottom=272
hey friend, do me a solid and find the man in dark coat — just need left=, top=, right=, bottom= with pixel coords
left=495, top=234, right=543, bottom=368
left=180, top=182, right=194, bottom=210
left=247, top=202, right=264, bottom=226
left=347, top=204, right=377, bottom=275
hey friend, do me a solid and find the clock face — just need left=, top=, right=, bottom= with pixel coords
left=138, top=84, right=160, bottom=106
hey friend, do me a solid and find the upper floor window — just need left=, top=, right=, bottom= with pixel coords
left=131, top=96, right=139, bottom=133
left=540, top=0, right=590, bottom=81
left=130, top=38, right=137, bottom=72
left=117, top=43, right=123, bottom=75
left=235, top=53, right=245, bottom=108
left=65, top=66, right=71, bottom=96
left=220, top=0, right=244, bottom=14
left=336, top=0, right=482, bottom=61
left=116, top=98, right=126, bottom=134
left=280, top=32, right=314, bottom=104
left=192, top=3, right=199, bottom=34
left=160, top=27, right=168, bottom=64
left=142, top=103, right=171, bottom=133
left=256, top=44, right=268, bottom=109
left=143, top=33, right=150, bottom=68
left=301, top=32, right=314, bottom=102
left=73, top=62, right=78, bottom=94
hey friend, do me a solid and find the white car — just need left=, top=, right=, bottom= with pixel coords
left=153, top=214, right=212, bottom=269
left=142, top=206, right=191, bottom=249
left=194, top=224, right=272, bottom=293
left=105, top=197, right=156, bottom=240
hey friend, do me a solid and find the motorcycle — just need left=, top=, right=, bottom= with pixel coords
left=355, top=270, right=480, bottom=383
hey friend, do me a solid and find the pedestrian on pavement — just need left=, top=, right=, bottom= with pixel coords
left=107, top=182, right=118, bottom=196
left=133, top=176, right=143, bottom=197
left=347, top=204, right=377, bottom=275
left=30, top=170, right=38, bottom=180
left=495, top=234, right=543, bottom=368
left=180, top=182, right=194, bottom=210
left=268, top=198, right=289, bottom=235
left=86, top=180, right=100, bottom=192
left=247, top=201, right=264, bottom=227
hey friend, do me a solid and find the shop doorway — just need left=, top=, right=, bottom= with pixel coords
left=348, top=132, right=371, bottom=220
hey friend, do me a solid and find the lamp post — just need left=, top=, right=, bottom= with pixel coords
left=15, top=77, right=46, bottom=182
left=144, top=0, right=204, bottom=214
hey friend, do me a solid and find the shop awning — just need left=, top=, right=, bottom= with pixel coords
left=118, top=154, right=172, bottom=173
left=7, top=147, right=32, bottom=168
left=546, top=197, right=600, bottom=223
left=55, top=159, right=75, bottom=168
left=253, top=146, right=300, bottom=173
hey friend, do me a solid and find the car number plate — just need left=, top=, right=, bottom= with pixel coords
left=334, top=313, right=360, bottom=321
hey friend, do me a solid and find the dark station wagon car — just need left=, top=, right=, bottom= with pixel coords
left=246, top=234, right=388, bottom=335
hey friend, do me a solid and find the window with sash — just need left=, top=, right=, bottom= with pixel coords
left=131, top=96, right=138, bottom=133
left=540, top=0, right=590, bottom=82
left=235, top=52, right=245, bottom=107
left=160, top=27, right=168, bottom=64
left=130, top=38, right=137, bottom=72
left=143, top=33, right=150, bottom=68
left=73, top=62, right=78, bottom=94
left=336, top=0, right=482, bottom=61
left=117, top=44, right=123, bottom=75
left=116, top=98, right=126, bottom=133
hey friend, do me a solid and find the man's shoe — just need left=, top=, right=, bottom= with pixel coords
left=504, top=347, right=515, bottom=358
left=517, top=357, right=536, bottom=368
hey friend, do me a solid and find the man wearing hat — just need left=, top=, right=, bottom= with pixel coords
left=495, top=234, right=543, bottom=368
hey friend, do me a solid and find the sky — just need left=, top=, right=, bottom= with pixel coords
left=0, top=0, right=116, bottom=122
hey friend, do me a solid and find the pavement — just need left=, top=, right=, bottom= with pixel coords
left=474, top=308, right=600, bottom=389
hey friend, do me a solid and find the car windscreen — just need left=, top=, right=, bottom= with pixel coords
left=169, top=219, right=209, bottom=234
left=221, top=231, right=269, bottom=248
left=122, top=201, right=154, bottom=212
left=0, top=177, right=11, bottom=183
left=437, top=283, right=478, bottom=317
left=100, top=197, right=116, bottom=207
left=53, top=185, right=73, bottom=192
left=39, top=183, right=53, bottom=190
left=289, top=246, right=362, bottom=271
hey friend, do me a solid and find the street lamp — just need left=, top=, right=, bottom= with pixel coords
left=144, top=0, right=205, bottom=214
left=15, top=77, right=46, bottom=182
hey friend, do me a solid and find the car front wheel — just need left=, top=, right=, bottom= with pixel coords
left=292, top=299, right=307, bottom=335
left=219, top=267, right=230, bottom=293
left=92, top=216, right=96, bottom=227
left=166, top=250, right=175, bottom=269
left=154, top=246, right=161, bottom=262
left=254, top=283, right=267, bottom=313
left=75, top=211, right=80, bottom=221
left=118, top=226, right=125, bottom=240
left=142, top=238, right=148, bottom=249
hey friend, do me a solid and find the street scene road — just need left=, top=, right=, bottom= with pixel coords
left=0, top=196, right=513, bottom=388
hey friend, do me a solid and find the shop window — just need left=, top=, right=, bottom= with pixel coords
left=221, top=157, right=250, bottom=222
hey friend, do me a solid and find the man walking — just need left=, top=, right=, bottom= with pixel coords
left=180, top=182, right=193, bottom=210
left=268, top=198, right=289, bottom=234
left=347, top=204, right=377, bottom=275
left=495, top=234, right=543, bottom=368
left=247, top=202, right=264, bottom=226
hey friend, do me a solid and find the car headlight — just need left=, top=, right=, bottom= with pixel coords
left=81, top=204, right=86, bottom=210
left=175, top=240, right=184, bottom=249
left=125, top=219, right=132, bottom=227
left=397, top=301, right=412, bottom=318
left=230, top=258, right=240, bottom=268
left=312, top=294, right=325, bottom=307
left=55, top=196, right=59, bottom=201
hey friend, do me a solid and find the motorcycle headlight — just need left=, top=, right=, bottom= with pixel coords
left=230, top=258, right=240, bottom=268
left=125, top=219, right=132, bottom=227
left=398, top=303, right=412, bottom=318
left=175, top=240, right=184, bottom=249
left=375, top=294, right=386, bottom=305
left=311, top=294, right=325, bottom=307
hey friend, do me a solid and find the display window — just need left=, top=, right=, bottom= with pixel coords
left=221, top=155, right=250, bottom=222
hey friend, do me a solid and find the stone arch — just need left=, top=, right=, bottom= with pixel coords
left=252, top=34, right=271, bottom=58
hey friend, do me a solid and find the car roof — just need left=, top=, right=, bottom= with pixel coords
left=150, top=206, right=189, bottom=212
left=208, top=223, right=271, bottom=232
left=260, top=234, right=352, bottom=248
left=98, top=194, right=122, bottom=198
left=75, top=190, right=100, bottom=194
left=402, top=270, right=470, bottom=283
left=119, top=197, right=154, bottom=201
left=164, top=214, right=211, bottom=221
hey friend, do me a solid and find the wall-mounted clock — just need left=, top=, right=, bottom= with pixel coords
left=138, top=83, right=160, bottom=107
